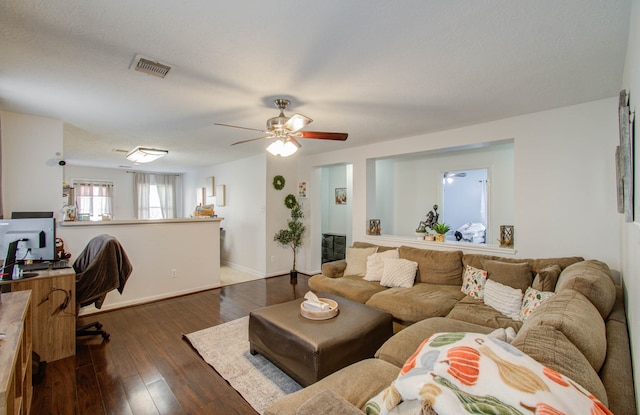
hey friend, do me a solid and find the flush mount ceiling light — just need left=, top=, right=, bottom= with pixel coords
left=266, top=138, right=301, bottom=157
left=126, top=147, right=168, bottom=163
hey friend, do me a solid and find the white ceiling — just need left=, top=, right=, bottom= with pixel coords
left=0, top=1, right=632, bottom=173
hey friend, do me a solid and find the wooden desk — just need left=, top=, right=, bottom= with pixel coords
left=8, top=269, right=76, bottom=362
left=0, top=290, right=32, bottom=415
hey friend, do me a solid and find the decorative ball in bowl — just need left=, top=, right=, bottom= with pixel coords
left=300, top=298, right=339, bottom=320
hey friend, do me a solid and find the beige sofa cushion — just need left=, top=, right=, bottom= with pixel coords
left=296, top=390, right=362, bottom=415
left=446, top=296, right=523, bottom=332
left=343, top=246, right=377, bottom=276
left=366, top=284, right=464, bottom=323
left=532, top=264, right=562, bottom=291
left=511, top=325, right=608, bottom=406
left=352, top=241, right=397, bottom=252
left=398, top=246, right=463, bottom=285
left=463, top=254, right=584, bottom=274
left=264, top=358, right=400, bottom=415
left=523, top=290, right=606, bottom=372
left=481, top=260, right=532, bottom=293
left=555, top=260, right=616, bottom=319
left=308, top=274, right=387, bottom=304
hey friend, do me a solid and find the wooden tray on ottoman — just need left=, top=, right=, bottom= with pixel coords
left=248, top=293, right=393, bottom=387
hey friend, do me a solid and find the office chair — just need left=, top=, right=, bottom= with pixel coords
left=74, top=234, right=133, bottom=340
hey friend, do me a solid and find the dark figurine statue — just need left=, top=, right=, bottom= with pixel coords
left=418, top=205, right=439, bottom=231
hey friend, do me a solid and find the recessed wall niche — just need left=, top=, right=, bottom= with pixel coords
left=367, top=140, right=514, bottom=245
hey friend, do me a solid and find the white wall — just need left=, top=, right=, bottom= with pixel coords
left=621, top=0, right=640, bottom=407
left=185, top=154, right=270, bottom=276
left=374, top=142, right=513, bottom=240
left=298, top=98, right=620, bottom=275
left=0, top=111, right=63, bottom=217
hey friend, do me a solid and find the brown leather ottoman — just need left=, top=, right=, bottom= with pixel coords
left=248, top=293, right=393, bottom=387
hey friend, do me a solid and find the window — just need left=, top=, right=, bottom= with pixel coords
left=134, top=173, right=176, bottom=219
left=73, top=180, right=114, bottom=221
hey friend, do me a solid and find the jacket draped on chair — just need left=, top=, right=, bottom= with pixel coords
left=74, top=234, right=133, bottom=309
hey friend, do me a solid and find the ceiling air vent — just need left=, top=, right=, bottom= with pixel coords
left=131, top=54, right=171, bottom=78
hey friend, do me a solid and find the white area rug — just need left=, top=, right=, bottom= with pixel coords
left=184, top=316, right=302, bottom=414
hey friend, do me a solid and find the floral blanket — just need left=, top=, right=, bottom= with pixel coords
left=365, top=332, right=611, bottom=415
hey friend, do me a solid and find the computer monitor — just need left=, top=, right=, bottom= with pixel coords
left=1, top=240, right=18, bottom=281
left=11, top=211, right=54, bottom=219
left=0, top=218, right=56, bottom=263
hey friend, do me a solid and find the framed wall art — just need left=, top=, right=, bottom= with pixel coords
left=335, top=188, right=347, bottom=205
left=298, top=181, right=307, bottom=198
left=618, top=90, right=635, bottom=222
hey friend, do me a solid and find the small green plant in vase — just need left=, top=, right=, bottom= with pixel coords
left=415, top=224, right=427, bottom=239
left=432, top=222, right=451, bottom=242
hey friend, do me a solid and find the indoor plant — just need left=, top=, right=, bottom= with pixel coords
left=415, top=224, right=427, bottom=240
left=274, top=197, right=306, bottom=281
left=432, top=222, right=451, bottom=242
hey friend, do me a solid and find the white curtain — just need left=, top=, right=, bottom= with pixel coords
left=134, top=173, right=176, bottom=219
left=74, top=181, right=113, bottom=220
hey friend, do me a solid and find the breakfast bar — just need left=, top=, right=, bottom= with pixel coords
left=57, top=217, right=223, bottom=313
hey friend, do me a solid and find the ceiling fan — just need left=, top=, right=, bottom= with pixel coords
left=215, top=99, right=348, bottom=156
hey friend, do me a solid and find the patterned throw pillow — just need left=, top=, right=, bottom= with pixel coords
left=520, top=286, right=555, bottom=321
left=343, top=247, right=378, bottom=276
left=379, top=258, right=418, bottom=288
left=365, top=332, right=610, bottom=415
left=483, top=279, right=523, bottom=320
left=364, top=249, right=400, bottom=281
left=460, top=265, right=487, bottom=299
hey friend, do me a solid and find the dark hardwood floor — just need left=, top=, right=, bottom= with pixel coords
left=31, top=274, right=310, bottom=415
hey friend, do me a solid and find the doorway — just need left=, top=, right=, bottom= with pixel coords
left=442, top=168, right=488, bottom=244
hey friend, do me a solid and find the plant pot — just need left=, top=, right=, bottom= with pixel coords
left=435, top=234, right=446, bottom=242
left=415, top=232, right=426, bottom=240
left=290, top=270, right=298, bottom=284
left=424, top=234, right=436, bottom=242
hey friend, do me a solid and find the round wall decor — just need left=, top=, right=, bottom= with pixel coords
left=273, top=175, right=286, bottom=190
left=284, top=194, right=298, bottom=209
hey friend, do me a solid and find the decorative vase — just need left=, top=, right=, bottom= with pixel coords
left=435, top=234, right=446, bottom=242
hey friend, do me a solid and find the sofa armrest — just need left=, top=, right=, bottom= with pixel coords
left=321, top=260, right=347, bottom=278
left=297, top=390, right=363, bottom=415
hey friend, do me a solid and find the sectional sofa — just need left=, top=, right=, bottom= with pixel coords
left=265, top=242, right=636, bottom=415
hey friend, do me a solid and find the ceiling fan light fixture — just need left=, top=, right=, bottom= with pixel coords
left=266, top=139, right=284, bottom=156
left=266, top=138, right=300, bottom=157
left=126, top=146, right=168, bottom=163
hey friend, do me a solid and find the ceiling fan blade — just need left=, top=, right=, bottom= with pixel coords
left=288, top=136, right=302, bottom=148
left=215, top=123, right=267, bottom=133
left=230, top=136, right=272, bottom=146
left=284, top=113, right=312, bottom=132
left=294, top=131, right=348, bottom=141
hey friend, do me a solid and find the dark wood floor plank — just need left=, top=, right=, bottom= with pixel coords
left=31, top=274, right=308, bottom=415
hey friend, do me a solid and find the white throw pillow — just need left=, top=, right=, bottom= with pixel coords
left=483, top=279, right=523, bottom=320
left=343, top=247, right=378, bottom=276
left=380, top=258, right=418, bottom=288
left=364, top=249, right=400, bottom=281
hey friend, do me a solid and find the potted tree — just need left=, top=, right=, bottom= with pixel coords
left=432, top=222, right=451, bottom=242
left=274, top=197, right=306, bottom=282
